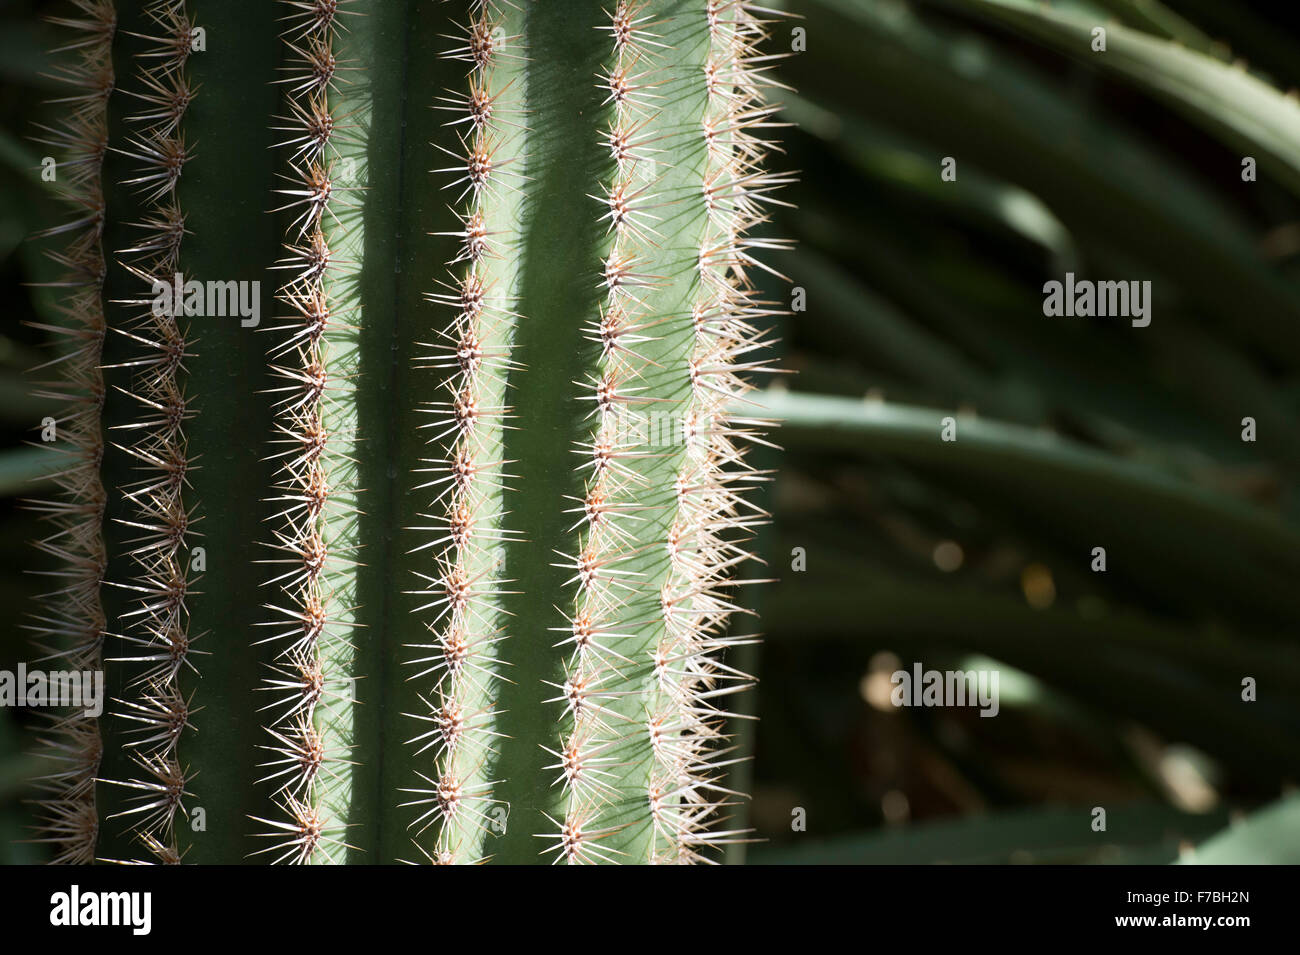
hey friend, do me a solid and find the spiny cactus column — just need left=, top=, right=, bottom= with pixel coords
left=29, top=0, right=115, bottom=865
left=32, top=0, right=789, bottom=864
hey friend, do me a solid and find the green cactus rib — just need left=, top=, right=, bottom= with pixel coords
left=92, top=0, right=200, bottom=865
left=31, top=0, right=788, bottom=865
left=255, top=0, right=351, bottom=863
left=339, top=0, right=467, bottom=864
left=26, top=0, right=115, bottom=865
left=402, top=1, right=529, bottom=863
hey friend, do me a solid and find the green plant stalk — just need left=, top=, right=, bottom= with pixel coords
left=31, top=0, right=785, bottom=865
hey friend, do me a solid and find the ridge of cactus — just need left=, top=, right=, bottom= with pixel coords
left=25, top=0, right=118, bottom=867
left=250, top=0, right=360, bottom=866
left=403, top=0, right=528, bottom=864
left=97, top=0, right=197, bottom=864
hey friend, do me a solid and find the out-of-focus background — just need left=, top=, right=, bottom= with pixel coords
left=2, top=0, right=1299, bottom=863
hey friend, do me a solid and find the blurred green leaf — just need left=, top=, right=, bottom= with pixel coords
left=0, top=445, right=55, bottom=497
left=942, top=0, right=1300, bottom=194
left=1177, top=795, right=1300, bottom=863
left=0, top=20, right=56, bottom=89
left=761, top=575, right=1300, bottom=775
left=756, top=389, right=1300, bottom=624
left=0, top=127, right=41, bottom=183
left=782, top=92, right=1079, bottom=269
left=751, top=802, right=1229, bottom=864
left=795, top=0, right=1300, bottom=358
left=1090, top=0, right=1225, bottom=55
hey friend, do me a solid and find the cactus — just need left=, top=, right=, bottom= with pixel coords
left=29, top=0, right=789, bottom=864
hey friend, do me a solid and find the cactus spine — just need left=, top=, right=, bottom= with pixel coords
left=30, top=0, right=788, bottom=865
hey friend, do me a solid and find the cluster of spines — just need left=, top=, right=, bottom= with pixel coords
left=252, top=0, right=359, bottom=865
left=404, top=0, right=521, bottom=863
left=92, top=0, right=202, bottom=865
left=551, top=0, right=788, bottom=865
left=658, top=0, right=791, bottom=863
left=537, top=0, right=676, bottom=866
left=26, top=0, right=116, bottom=866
